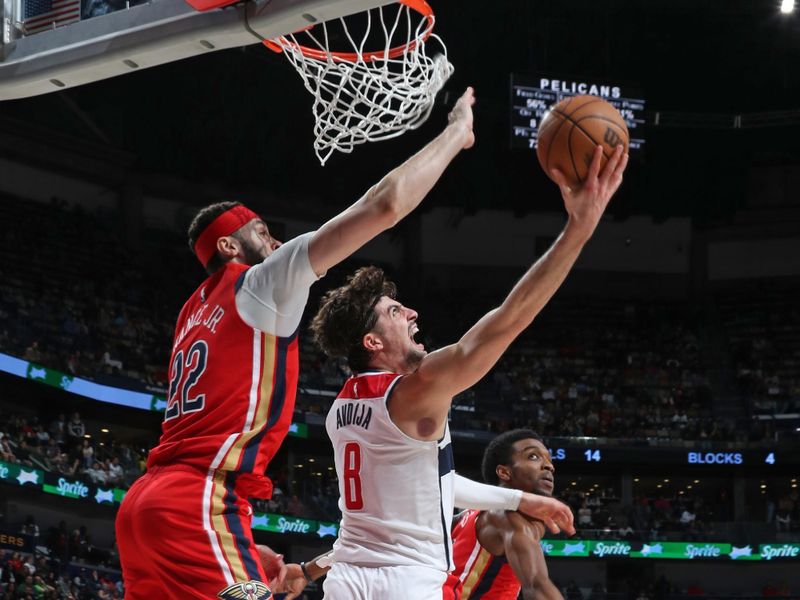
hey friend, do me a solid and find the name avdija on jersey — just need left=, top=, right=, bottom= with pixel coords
left=335, top=402, right=373, bottom=430
left=173, top=303, right=226, bottom=350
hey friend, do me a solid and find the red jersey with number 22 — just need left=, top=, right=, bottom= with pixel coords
left=147, top=233, right=318, bottom=498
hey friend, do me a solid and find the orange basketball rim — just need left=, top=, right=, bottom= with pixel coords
left=262, top=0, right=436, bottom=62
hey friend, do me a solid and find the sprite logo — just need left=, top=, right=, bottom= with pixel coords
left=592, top=542, right=631, bottom=557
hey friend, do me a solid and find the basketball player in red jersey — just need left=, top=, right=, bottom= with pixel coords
left=445, top=430, right=561, bottom=600
left=115, top=88, right=481, bottom=600
left=305, top=142, right=626, bottom=599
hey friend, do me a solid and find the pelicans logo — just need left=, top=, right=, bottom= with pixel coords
left=217, top=580, right=271, bottom=600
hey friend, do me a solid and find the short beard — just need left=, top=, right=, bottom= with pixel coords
left=233, top=233, right=267, bottom=266
left=405, top=348, right=426, bottom=370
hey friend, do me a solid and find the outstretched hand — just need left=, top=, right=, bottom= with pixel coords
left=551, top=144, right=628, bottom=242
left=448, top=87, right=476, bottom=149
left=518, top=492, right=576, bottom=536
left=268, top=563, right=308, bottom=600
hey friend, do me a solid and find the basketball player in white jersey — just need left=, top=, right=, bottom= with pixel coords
left=305, top=142, right=628, bottom=599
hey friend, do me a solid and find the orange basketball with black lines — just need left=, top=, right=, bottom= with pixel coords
left=536, top=95, right=629, bottom=189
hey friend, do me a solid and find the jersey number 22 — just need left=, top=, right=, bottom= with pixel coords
left=164, top=340, right=209, bottom=421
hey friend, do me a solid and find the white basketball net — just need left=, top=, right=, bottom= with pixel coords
left=266, top=2, right=453, bottom=165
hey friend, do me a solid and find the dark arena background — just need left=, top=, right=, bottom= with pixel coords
left=1, top=0, right=800, bottom=598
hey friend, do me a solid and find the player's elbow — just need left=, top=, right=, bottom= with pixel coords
left=368, top=172, right=409, bottom=228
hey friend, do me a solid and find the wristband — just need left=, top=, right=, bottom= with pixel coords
left=300, top=561, right=313, bottom=584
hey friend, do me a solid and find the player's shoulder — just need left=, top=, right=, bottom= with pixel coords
left=338, top=371, right=402, bottom=400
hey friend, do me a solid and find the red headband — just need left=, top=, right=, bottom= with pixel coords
left=193, top=205, right=261, bottom=267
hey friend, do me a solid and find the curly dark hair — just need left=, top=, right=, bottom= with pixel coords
left=310, top=266, right=397, bottom=373
left=187, top=201, right=242, bottom=273
left=481, top=428, right=543, bottom=485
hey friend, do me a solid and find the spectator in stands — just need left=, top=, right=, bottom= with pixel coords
left=105, top=458, right=123, bottom=486
left=48, top=414, right=66, bottom=446
left=81, top=439, right=94, bottom=469
left=65, top=413, right=85, bottom=441
left=43, top=438, right=60, bottom=466
left=16, top=574, right=36, bottom=597
left=23, top=341, right=42, bottom=363
left=0, top=434, right=15, bottom=463
left=12, top=439, right=33, bottom=467
left=86, top=462, right=108, bottom=486
left=101, top=349, right=123, bottom=373
left=53, top=453, right=80, bottom=477
left=578, top=500, right=593, bottom=527
left=287, top=494, right=306, bottom=517
left=20, top=516, right=39, bottom=540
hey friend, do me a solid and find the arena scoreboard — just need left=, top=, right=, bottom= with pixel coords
left=511, top=73, right=646, bottom=153
left=546, top=446, right=794, bottom=468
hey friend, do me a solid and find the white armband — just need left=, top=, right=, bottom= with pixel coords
left=316, top=550, right=336, bottom=568
left=453, top=473, right=523, bottom=511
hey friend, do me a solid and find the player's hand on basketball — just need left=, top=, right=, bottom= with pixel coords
left=518, top=492, right=576, bottom=536
left=269, top=564, right=307, bottom=600
left=552, top=144, right=628, bottom=242
left=447, top=86, right=476, bottom=149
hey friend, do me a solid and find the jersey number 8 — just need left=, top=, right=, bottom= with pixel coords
left=343, top=442, right=364, bottom=510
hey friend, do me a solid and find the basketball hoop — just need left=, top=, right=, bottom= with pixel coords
left=263, top=0, right=453, bottom=165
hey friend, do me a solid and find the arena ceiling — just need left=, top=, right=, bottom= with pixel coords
left=3, top=0, right=800, bottom=221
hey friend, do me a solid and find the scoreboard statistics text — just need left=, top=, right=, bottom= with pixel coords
left=511, top=73, right=646, bottom=152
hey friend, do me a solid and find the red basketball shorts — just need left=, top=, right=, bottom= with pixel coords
left=116, top=465, right=271, bottom=599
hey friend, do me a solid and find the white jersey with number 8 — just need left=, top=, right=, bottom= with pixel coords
left=326, top=371, right=455, bottom=572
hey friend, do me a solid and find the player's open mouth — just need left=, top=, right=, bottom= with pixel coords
left=409, top=324, right=424, bottom=349
left=539, top=476, right=554, bottom=490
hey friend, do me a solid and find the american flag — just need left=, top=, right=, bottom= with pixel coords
left=23, top=0, right=81, bottom=35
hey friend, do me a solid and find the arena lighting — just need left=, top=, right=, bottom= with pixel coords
left=100, top=428, right=109, bottom=433
left=780, top=0, right=795, bottom=14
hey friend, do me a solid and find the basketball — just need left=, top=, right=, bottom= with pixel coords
left=536, top=95, right=629, bottom=189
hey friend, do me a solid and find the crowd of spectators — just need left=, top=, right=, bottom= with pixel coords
left=0, top=195, right=196, bottom=393
left=769, top=489, right=800, bottom=535
left=297, top=290, right=726, bottom=443
left=0, top=409, right=147, bottom=490
left=558, top=487, right=729, bottom=541
left=717, top=281, right=800, bottom=420
left=3, top=195, right=800, bottom=444
left=1, top=516, right=121, bottom=600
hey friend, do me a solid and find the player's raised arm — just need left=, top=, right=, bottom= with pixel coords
left=501, top=513, right=563, bottom=600
left=392, top=144, right=628, bottom=430
left=306, top=87, right=475, bottom=277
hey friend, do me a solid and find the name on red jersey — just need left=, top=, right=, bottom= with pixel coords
left=174, top=303, right=226, bottom=350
